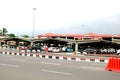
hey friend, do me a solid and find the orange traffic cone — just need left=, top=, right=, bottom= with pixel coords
left=106, top=57, right=114, bottom=71
left=115, top=58, right=120, bottom=72
left=106, top=57, right=120, bottom=72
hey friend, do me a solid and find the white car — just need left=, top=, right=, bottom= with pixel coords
left=117, top=49, right=120, bottom=55
left=48, top=47, right=55, bottom=52
left=62, top=47, right=67, bottom=52
left=48, top=47, right=61, bottom=53
left=52, top=47, right=61, bottom=53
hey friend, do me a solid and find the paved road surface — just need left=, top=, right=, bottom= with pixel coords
left=0, top=54, right=120, bottom=80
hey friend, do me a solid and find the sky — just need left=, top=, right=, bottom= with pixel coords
left=0, top=0, right=120, bottom=36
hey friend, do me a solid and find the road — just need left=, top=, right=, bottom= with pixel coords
left=0, top=54, right=120, bottom=80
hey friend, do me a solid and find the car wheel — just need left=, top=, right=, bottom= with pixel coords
left=117, top=53, right=120, bottom=55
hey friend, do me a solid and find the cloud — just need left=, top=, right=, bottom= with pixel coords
left=41, top=14, right=120, bottom=34
left=78, top=14, right=120, bottom=34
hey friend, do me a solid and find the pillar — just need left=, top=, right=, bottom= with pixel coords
left=30, top=40, right=34, bottom=46
left=0, top=40, right=1, bottom=48
left=75, top=42, right=78, bottom=54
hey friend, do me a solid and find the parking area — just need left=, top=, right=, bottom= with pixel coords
left=1, top=33, right=120, bottom=56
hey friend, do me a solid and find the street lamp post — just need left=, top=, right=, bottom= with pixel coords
left=30, top=8, right=36, bottom=46
left=32, top=8, right=37, bottom=38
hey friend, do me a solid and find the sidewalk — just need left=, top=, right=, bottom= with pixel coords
left=0, top=48, right=119, bottom=60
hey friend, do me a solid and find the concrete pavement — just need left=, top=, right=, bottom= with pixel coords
left=0, top=54, right=120, bottom=80
left=1, top=48, right=120, bottom=63
left=0, top=51, right=109, bottom=63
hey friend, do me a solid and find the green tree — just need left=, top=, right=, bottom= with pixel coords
left=21, top=35, right=30, bottom=38
left=0, top=28, right=8, bottom=36
left=8, top=33, right=15, bottom=37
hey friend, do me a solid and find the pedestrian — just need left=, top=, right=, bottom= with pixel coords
left=45, top=46, right=48, bottom=53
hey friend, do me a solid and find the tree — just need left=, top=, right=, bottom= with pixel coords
left=8, top=33, right=15, bottom=37
left=0, top=28, right=8, bottom=36
left=21, top=35, right=30, bottom=38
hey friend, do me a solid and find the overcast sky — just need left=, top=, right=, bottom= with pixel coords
left=0, top=0, right=120, bottom=36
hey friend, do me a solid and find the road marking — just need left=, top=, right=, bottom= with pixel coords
left=0, top=55, right=13, bottom=58
left=41, top=62, right=61, bottom=65
left=41, top=69, right=72, bottom=75
left=79, top=66, right=104, bottom=71
left=11, top=59, right=26, bottom=62
left=0, top=63, right=20, bottom=68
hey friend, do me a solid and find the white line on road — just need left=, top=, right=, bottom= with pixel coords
left=41, top=62, right=61, bottom=66
left=0, top=54, right=13, bottom=58
left=41, top=69, right=72, bottom=75
left=79, top=66, right=104, bottom=71
left=11, top=59, right=26, bottom=62
left=0, top=63, right=20, bottom=68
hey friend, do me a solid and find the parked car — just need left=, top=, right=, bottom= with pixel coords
left=19, top=46, right=26, bottom=50
left=117, top=49, right=120, bottom=55
left=100, top=48, right=108, bottom=54
left=48, top=47, right=55, bottom=52
left=107, top=48, right=116, bottom=53
left=27, top=45, right=41, bottom=52
left=47, top=47, right=61, bottom=53
left=78, top=47, right=86, bottom=54
left=82, top=47, right=99, bottom=54
left=40, top=46, right=46, bottom=51
left=52, top=47, right=61, bottom=53
left=66, top=47, right=73, bottom=52
left=61, top=46, right=67, bottom=52
left=100, top=48, right=116, bottom=54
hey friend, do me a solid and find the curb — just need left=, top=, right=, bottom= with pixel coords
left=0, top=51, right=108, bottom=63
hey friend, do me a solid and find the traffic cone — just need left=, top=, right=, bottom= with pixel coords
left=106, top=57, right=120, bottom=72
left=106, top=57, right=114, bottom=71
left=115, top=58, right=120, bottom=72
